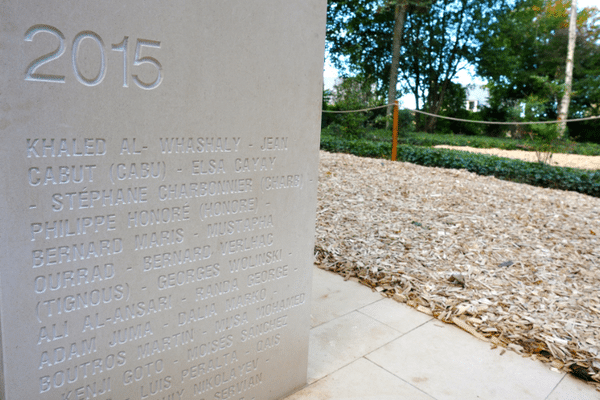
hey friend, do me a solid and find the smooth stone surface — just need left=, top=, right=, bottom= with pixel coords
left=284, top=265, right=599, bottom=400
left=358, top=298, right=432, bottom=334
left=285, top=357, right=435, bottom=400
left=307, top=311, right=401, bottom=383
left=310, top=267, right=383, bottom=327
left=546, top=374, right=600, bottom=400
left=366, top=320, right=565, bottom=400
left=0, top=2, right=326, bottom=399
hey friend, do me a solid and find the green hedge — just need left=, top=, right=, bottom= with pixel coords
left=320, top=135, right=600, bottom=198
left=398, top=132, right=600, bottom=156
left=320, top=135, right=392, bottom=158
left=398, top=132, right=524, bottom=150
left=321, top=128, right=600, bottom=156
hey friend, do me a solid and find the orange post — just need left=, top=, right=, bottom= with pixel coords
left=392, top=100, right=399, bottom=161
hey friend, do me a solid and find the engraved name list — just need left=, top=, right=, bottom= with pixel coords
left=1, top=2, right=323, bottom=399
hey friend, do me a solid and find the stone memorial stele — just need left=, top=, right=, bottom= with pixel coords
left=0, top=1, right=326, bottom=399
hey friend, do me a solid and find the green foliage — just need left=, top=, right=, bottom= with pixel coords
left=327, top=0, right=506, bottom=132
left=406, top=130, right=600, bottom=155
left=320, top=134, right=600, bottom=197
left=321, top=134, right=392, bottom=158
left=321, top=88, right=335, bottom=129
left=435, top=83, right=484, bottom=136
left=516, top=94, right=562, bottom=164
left=475, top=0, right=600, bottom=135
left=372, top=114, right=392, bottom=129
left=526, top=123, right=561, bottom=164
left=479, top=106, right=516, bottom=137
left=322, top=75, right=386, bottom=137
left=397, top=109, right=415, bottom=135
left=398, top=131, right=524, bottom=149
left=393, top=145, right=600, bottom=197
left=441, top=81, right=468, bottom=113
left=437, top=109, right=485, bottom=136
left=400, top=0, right=491, bottom=131
left=322, top=124, right=600, bottom=155
left=327, top=0, right=395, bottom=95
left=568, top=119, right=600, bottom=144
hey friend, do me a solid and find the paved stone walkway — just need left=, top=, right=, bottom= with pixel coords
left=283, top=266, right=599, bottom=400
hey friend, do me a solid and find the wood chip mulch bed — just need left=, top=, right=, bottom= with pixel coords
left=315, top=150, right=600, bottom=389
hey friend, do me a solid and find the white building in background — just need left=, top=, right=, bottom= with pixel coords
left=465, top=84, right=490, bottom=112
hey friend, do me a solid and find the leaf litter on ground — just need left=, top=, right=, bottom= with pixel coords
left=315, top=150, right=600, bottom=389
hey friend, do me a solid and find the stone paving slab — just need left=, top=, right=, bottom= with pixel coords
left=307, top=310, right=401, bottom=383
left=284, top=266, right=600, bottom=399
left=358, top=298, right=432, bottom=334
left=285, top=357, right=435, bottom=400
left=367, top=320, right=564, bottom=400
left=310, top=266, right=383, bottom=328
left=546, top=375, right=600, bottom=400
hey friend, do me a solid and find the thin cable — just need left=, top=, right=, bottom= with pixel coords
left=322, top=103, right=600, bottom=124
left=321, top=104, right=391, bottom=113
left=411, top=108, right=600, bottom=125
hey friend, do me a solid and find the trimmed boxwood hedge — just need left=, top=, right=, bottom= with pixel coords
left=398, top=133, right=600, bottom=156
left=320, top=135, right=600, bottom=198
left=398, top=132, right=526, bottom=150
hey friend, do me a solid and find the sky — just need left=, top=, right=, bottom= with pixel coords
left=323, top=0, right=599, bottom=109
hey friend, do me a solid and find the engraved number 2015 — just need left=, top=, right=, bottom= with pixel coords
left=24, top=25, right=162, bottom=90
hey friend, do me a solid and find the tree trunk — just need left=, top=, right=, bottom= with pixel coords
left=557, top=0, right=577, bottom=138
left=386, top=2, right=408, bottom=127
left=425, top=79, right=450, bottom=133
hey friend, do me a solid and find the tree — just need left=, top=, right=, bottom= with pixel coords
left=327, top=0, right=396, bottom=96
left=399, top=0, right=505, bottom=131
left=387, top=1, right=408, bottom=122
left=557, top=0, right=577, bottom=137
left=566, top=7, right=600, bottom=143
left=436, top=82, right=485, bottom=135
left=476, top=0, right=600, bottom=137
left=327, top=0, right=503, bottom=132
left=325, top=75, right=386, bottom=136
